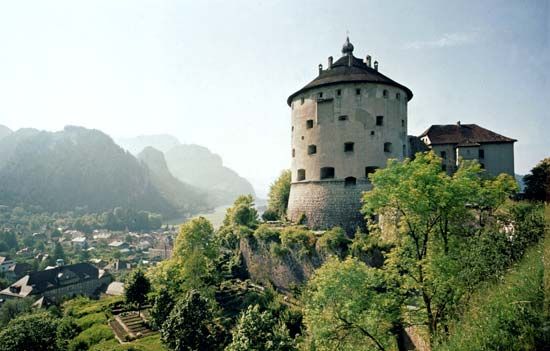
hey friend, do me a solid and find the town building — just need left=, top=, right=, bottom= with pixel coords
left=0, top=256, right=14, bottom=273
left=0, top=263, right=111, bottom=305
left=419, top=122, right=516, bottom=176
left=286, top=37, right=412, bottom=233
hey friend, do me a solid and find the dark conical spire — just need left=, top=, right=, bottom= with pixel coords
left=342, top=36, right=354, bottom=56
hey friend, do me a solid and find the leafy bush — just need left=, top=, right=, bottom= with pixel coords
left=73, top=323, right=114, bottom=347
left=281, top=227, right=316, bottom=251
left=317, top=227, right=350, bottom=257
left=261, top=208, right=279, bottom=221
left=0, top=312, right=59, bottom=351
left=254, top=224, right=281, bottom=242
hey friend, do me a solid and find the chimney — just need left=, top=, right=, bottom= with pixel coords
left=328, top=56, right=333, bottom=69
left=374, top=61, right=379, bottom=71
left=366, top=55, right=372, bottom=67
left=318, top=64, right=323, bottom=74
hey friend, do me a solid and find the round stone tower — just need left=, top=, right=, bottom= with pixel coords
left=286, top=37, right=413, bottom=233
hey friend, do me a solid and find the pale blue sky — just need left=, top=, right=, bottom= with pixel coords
left=0, top=0, right=548, bottom=197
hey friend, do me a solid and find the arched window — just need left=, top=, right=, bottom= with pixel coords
left=383, top=89, right=388, bottom=98
left=297, top=169, right=306, bottom=181
left=320, top=167, right=335, bottom=179
left=308, top=145, right=317, bottom=155
left=365, top=166, right=378, bottom=177
left=344, top=177, right=357, bottom=186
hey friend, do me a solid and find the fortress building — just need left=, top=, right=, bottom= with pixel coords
left=286, top=37, right=413, bottom=233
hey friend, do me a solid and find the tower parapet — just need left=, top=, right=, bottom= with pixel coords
left=286, top=37, right=413, bottom=233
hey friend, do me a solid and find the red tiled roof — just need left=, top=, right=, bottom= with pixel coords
left=420, top=124, right=516, bottom=145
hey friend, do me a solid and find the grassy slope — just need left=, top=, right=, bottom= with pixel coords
left=63, top=296, right=167, bottom=351
left=435, top=204, right=549, bottom=351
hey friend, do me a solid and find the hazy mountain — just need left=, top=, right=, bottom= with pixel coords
left=0, top=125, right=12, bottom=141
left=165, top=144, right=256, bottom=205
left=117, top=135, right=256, bottom=206
left=117, top=134, right=180, bottom=154
left=137, top=146, right=212, bottom=214
left=0, top=126, right=178, bottom=216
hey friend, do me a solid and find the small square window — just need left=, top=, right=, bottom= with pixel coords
left=355, top=88, right=361, bottom=95
left=336, top=89, right=342, bottom=96
left=291, top=126, right=294, bottom=132
left=344, top=142, right=354, bottom=152
left=338, top=115, right=348, bottom=121
left=292, top=149, right=295, bottom=157
left=308, top=145, right=317, bottom=155
left=306, top=119, right=314, bottom=129
left=320, top=167, right=335, bottom=179
left=383, top=90, right=388, bottom=98
left=370, top=131, right=375, bottom=136
left=442, top=164, right=447, bottom=172
left=440, top=151, right=447, bottom=159
left=401, top=119, right=405, bottom=127
left=297, top=169, right=306, bottom=181
left=318, top=92, right=323, bottom=99
left=376, top=116, right=384, bottom=126
left=478, top=149, right=485, bottom=159
left=300, top=97, right=304, bottom=104
left=384, top=142, right=392, bottom=153
left=396, top=93, right=401, bottom=100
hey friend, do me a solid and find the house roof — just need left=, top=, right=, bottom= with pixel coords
left=420, top=123, right=516, bottom=146
left=0, top=263, right=100, bottom=298
left=287, top=38, right=413, bottom=105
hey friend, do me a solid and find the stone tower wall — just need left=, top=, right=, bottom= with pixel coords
left=287, top=179, right=371, bottom=234
left=288, top=81, right=408, bottom=232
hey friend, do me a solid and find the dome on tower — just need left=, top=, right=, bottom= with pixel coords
left=287, top=39, right=413, bottom=105
left=342, top=36, right=354, bottom=55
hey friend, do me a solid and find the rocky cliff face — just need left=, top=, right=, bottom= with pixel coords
left=239, top=237, right=322, bottom=292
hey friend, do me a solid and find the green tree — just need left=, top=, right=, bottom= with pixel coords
left=0, top=312, right=59, bottom=351
left=150, top=289, right=174, bottom=330
left=266, top=170, right=291, bottom=220
left=524, top=157, right=550, bottom=202
left=125, top=269, right=151, bottom=316
left=152, top=217, right=219, bottom=296
left=362, top=152, right=518, bottom=343
left=161, top=290, right=216, bottom=351
left=223, top=195, right=258, bottom=228
left=226, top=304, right=296, bottom=351
left=56, top=317, right=81, bottom=351
left=303, top=257, right=401, bottom=351
left=53, top=242, right=65, bottom=261
left=0, top=298, right=34, bottom=327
